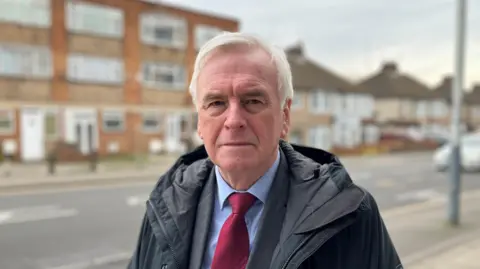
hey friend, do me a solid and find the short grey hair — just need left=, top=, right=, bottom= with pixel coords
left=188, top=32, right=294, bottom=110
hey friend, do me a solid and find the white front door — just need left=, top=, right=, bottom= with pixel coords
left=75, top=121, right=96, bottom=155
left=21, top=108, right=45, bottom=162
left=165, top=114, right=181, bottom=153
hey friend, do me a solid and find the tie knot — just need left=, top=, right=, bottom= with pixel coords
left=228, top=192, right=256, bottom=215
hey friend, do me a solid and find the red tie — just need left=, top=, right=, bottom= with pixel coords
left=211, top=192, right=256, bottom=269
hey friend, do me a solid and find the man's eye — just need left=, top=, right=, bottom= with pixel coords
left=244, top=99, right=262, bottom=105
left=209, top=101, right=225, bottom=107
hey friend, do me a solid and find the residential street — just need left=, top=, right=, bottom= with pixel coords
left=1, top=152, right=479, bottom=269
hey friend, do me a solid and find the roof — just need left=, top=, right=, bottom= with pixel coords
left=285, top=43, right=366, bottom=94
left=466, top=85, right=480, bottom=105
left=431, top=76, right=453, bottom=102
left=357, top=62, right=433, bottom=100
left=431, top=75, right=475, bottom=104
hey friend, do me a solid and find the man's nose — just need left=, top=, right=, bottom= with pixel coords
left=224, top=101, right=246, bottom=129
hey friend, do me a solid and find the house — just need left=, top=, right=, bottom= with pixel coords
left=466, top=84, right=480, bottom=130
left=357, top=62, right=445, bottom=139
left=431, top=75, right=472, bottom=132
left=0, top=0, right=238, bottom=162
left=285, top=43, right=379, bottom=151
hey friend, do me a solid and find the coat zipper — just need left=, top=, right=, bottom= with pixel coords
left=148, top=200, right=180, bottom=269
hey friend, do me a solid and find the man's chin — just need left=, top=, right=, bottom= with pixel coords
left=216, top=158, right=256, bottom=172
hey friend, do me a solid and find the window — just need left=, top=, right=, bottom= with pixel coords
left=309, top=90, right=328, bottom=113
left=140, top=12, right=187, bottom=48
left=416, top=101, right=428, bottom=118
left=66, top=1, right=124, bottom=38
left=364, top=124, right=380, bottom=144
left=142, top=62, right=186, bottom=89
left=0, top=110, right=14, bottom=135
left=142, top=112, right=162, bottom=133
left=195, top=24, right=223, bottom=50
left=0, top=0, right=50, bottom=27
left=308, top=126, right=331, bottom=150
left=292, top=93, right=304, bottom=110
left=102, top=110, right=124, bottom=133
left=67, top=54, right=124, bottom=84
left=0, top=43, right=52, bottom=78
left=345, top=94, right=357, bottom=113
left=431, top=100, right=448, bottom=118
left=328, top=93, right=344, bottom=115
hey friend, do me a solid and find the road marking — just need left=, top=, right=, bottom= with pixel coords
left=396, top=189, right=444, bottom=202
left=0, top=205, right=78, bottom=226
left=46, top=252, right=132, bottom=269
left=126, top=195, right=149, bottom=207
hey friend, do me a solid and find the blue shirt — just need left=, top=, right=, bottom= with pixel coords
left=201, top=150, right=280, bottom=269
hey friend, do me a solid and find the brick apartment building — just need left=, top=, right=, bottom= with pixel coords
left=0, top=0, right=238, bottom=162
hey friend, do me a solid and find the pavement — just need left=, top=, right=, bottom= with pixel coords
left=0, top=151, right=479, bottom=268
left=0, top=155, right=179, bottom=195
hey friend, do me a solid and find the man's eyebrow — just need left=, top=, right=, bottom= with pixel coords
left=202, top=92, right=224, bottom=103
left=241, top=89, right=267, bottom=98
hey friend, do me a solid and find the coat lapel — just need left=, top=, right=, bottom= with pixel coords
left=188, top=169, right=216, bottom=269
left=246, top=150, right=290, bottom=269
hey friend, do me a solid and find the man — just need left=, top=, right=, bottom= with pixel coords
left=128, top=32, right=402, bottom=269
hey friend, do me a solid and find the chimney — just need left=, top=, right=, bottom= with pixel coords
left=285, top=40, right=306, bottom=64
left=285, top=40, right=305, bottom=57
left=442, top=75, right=453, bottom=86
left=381, top=61, right=398, bottom=76
left=473, top=83, right=480, bottom=92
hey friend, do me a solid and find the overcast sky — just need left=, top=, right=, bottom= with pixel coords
left=163, top=0, right=479, bottom=90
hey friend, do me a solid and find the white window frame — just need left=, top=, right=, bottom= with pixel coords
left=0, top=109, right=15, bottom=135
left=0, top=0, right=51, bottom=27
left=142, top=62, right=186, bottom=90
left=0, top=43, right=52, bottom=78
left=291, top=92, right=304, bottom=110
left=67, top=54, right=124, bottom=84
left=140, top=12, right=187, bottom=48
left=416, top=100, right=428, bottom=118
left=308, top=126, right=331, bottom=150
left=142, top=111, right=162, bottom=133
left=194, top=24, right=223, bottom=50
left=66, top=0, right=124, bottom=38
left=364, top=124, right=380, bottom=145
left=309, top=90, right=328, bottom=113
left=102, top=110, right=125, bottom=133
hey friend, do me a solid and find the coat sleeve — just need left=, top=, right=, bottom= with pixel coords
left=127, top=213, right=157, bottom=269
left=355, top=191, right=403, bottom=269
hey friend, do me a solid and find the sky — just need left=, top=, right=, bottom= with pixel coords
left=162, top=0, right=479, bottom=90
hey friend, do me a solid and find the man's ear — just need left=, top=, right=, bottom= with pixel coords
left=280, top=98, right=292, bottom=139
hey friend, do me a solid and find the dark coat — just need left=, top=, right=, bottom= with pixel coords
left=127, top=141, right=403, bottom=269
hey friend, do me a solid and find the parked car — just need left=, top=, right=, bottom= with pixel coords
left=433, top=133, right=480, bottom=172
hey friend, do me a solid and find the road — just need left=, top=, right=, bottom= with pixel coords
left=0, top=152, right=479, bottom=269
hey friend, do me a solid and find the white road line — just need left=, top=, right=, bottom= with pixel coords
left=396, top=189, right=445, bottom=202
left=126, top=195, right=149, bottom=207
left=46, top=252, right=132, bottom=269
left=0, top=205, right=78, bottom=226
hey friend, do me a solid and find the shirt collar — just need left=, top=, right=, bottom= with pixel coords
left=215, top=149, right=280, bottom=209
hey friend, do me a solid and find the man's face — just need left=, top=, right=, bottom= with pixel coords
left=196, top=46, right=291, bottom=173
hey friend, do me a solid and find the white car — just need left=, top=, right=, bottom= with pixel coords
left=433, top=134, right=480, bottom=172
